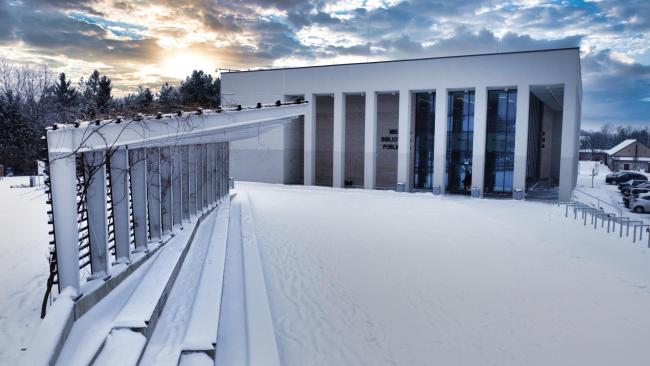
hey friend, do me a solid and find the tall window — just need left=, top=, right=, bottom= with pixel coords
left=484, top=89, right=517, bottom=194
left=413, top=92, right=435, bottom=189
left=445, top=91, right=474, bottom=193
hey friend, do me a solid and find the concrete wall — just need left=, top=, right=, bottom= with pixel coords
left=344, top=95, right=365, bottom=187
left=222, top=48, right=582, bottom=200
left=229, top=126, right=286, bottom=183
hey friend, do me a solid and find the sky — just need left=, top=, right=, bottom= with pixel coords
left=0, top=0, right=648, bottom=130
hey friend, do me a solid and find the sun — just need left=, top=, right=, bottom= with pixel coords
left=161, top=51, right=219, bottom=80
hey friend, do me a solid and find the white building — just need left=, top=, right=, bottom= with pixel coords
left=222, top=47, right=582, bottom=201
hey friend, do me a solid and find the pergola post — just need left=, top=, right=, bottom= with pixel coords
left=172, top=146, right=182, bottom=228
left=202, top=144, right=208, bottom=210
left=211, top=143, right=218, bottom=205
left=207, top=143, right=214, bottom=206
left=109, top=147, right=131, bottom=263
left=146, top=147, right=162, bottom=242
left=48, top=151, right=80, bottom=294
left=160, top=147, right=173, bottom=236
left=129, top=148, right=148, bottom=252
left=83, top=150, right=109, bottom=279
left=181, top=145, right=190, bottom=221
left=188, top=145, right=197, bottom=216
left=195, top=144, right=203, bottom=214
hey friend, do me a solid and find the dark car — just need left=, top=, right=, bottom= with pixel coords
left=622, top=181, right=650, bottom=195
left=623, top=186, right=650, bottom=207
left=618, top=179, right=649, bottom=191
left=606, top=172, right=648, bottom=185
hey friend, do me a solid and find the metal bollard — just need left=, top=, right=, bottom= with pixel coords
left=432, top=185, right=441, bottom=195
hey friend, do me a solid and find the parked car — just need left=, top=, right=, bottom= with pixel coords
left=618, top=178, right=649, bottom=191
left=630, top=193, right=650, bottom=213
left=624, top=186, right=650, bottom=207
left=622, top=182, right=650, bottom=195
left=606, top=171, right=648, bottom=184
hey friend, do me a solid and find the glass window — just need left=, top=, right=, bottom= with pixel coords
left=445, top=90, right=474, bottom=194
left=484, top=89, right=517, bottom=195
left=413, top=93, right=435, bottom=189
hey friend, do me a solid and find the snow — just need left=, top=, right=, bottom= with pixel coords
left=0, top=177, right=49, bottom=365
left=236, top=181, right=650, bottom=366
left=140, top=205, right=224, bottom=365
left=574, top=160, right=649, bottom=222
left=93, top=329, right=146, bottom=366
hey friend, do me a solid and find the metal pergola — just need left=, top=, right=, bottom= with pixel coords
left=45, top=102, right=308, bottom=295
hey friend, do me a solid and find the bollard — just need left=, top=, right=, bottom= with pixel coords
left=229, top=177, right=235, bottom=189
left=396, top=182, right=405, bottom=192
left=432, top=185, right=441, bottom=195
left=471, top=187, right=480, bottom=198
left=513, top=188, right=524, bottom=200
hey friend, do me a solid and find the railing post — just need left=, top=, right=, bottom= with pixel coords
left=146, top=147, right=162, bottom=242
left=160, top=147, right=173, bottom=236
left=109, top=146, right=131, bottom=263
left=211, top=143, right=218, bottom=205
left=129, top=148, right=149, bottom=252
left=83, top=150, right=110, bottom=279
left=172, top=146, right=182, bottom=228
left=48, top=151, right=81, bottom=294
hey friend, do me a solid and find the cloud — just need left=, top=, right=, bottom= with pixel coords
left=0, top=0, right=647, bottom=127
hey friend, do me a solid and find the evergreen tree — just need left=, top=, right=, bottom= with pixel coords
left=158, top=82, right=179, bottom=107
left=83, top=70, right=112, bottom=116
left=179, top=70, right=220, bottom=107
left=136, top=86, right=153, bottom=108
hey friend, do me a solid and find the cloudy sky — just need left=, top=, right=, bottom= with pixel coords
left=0, top=0, right=648, bottom=129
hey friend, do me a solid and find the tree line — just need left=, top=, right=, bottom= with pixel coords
left=580, top=125, right=650, bottom=151
left=0, top=59, right=221, bottom=175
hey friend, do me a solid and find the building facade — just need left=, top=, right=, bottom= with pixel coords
left=222, top=48, right=582, bottom=201
left=606, top=139, right=650, bottom=172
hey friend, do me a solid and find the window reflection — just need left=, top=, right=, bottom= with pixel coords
left=413, top=93, right=435, bottom=189
left=445, top=91, right=474, bottom=194
left=484, top=89, right=517, bottom=195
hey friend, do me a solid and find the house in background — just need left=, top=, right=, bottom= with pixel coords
left=606, top=139, right=650, bottom=172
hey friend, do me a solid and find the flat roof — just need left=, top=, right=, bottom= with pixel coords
left=222, top=47, right=580, bottom=74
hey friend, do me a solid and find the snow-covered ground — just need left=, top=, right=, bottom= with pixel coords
left=0, top=177, right=48, bottom=364
left=575, top=160, right=650, bottom=222
left=239, top=182, right=650, bottom=366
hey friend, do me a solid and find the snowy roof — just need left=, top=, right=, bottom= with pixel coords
left=611, top=156, right=650, bottom=162
left=606, top=139, right=637, bottom=155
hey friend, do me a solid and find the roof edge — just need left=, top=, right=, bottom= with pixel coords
left=223, top=47, right=580, bottom=75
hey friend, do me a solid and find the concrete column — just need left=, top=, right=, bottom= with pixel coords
left=304, top=96, right=316, bottom=186
left=109, top=147, right=131, bottom=263
left=129, top=148, right=148, bottom=252
left=559, top=82, right=579, bottom=202
left=172, top=146, right=182, bottom=228
left=333, top=92, right=346, bottom=188
left=181, top=145, right=190, bottom=221
left=397, top=90, right=412, bottom=189
left=49, top=152, right=80, bottom=293
left=363, top=91, right=377, bottom=189
left=513, top=84, right=530, bottom=198
left=433, top=88, right=448, bottom=193
left=188, top=145, right=197, bottom=215
left=160, top=147, right=173, bottom=236
left=471, top=86, right=488, bottom=197
left=146, top=147, right=162, bottom=241
left=83, top=150, right=109, bottom=279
